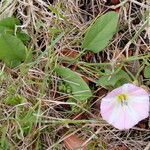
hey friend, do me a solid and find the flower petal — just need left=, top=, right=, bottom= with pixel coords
left=112, top=105, right=139, bottom=130
left=100, top=99, right=118, bottom=123
left=122, top=83, right=148, bottom=96
left=100, top=83, right=150, bottom=130
left=128, top=96, right=149, bottom=119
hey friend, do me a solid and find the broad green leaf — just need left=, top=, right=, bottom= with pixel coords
left=55, top=66, right=92, bottom=101
left=97, top=69, right=131, bottom=88
left=0, top=33, right=26, bottom=67
left=0, top=26, right=14, bottom=34
left=17, top=32, right=31, bottom=44
left=144, top=65, right=150, bottom=78
left=82, top=11, right=119, bottom=53
left=0, top=17, right=20, bottom=30
left=0, top=17, right=30, bottom=43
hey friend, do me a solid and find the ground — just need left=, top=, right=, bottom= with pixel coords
left=0, top=0, right=150, bottom=150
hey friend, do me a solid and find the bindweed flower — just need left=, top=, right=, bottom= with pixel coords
left=100, top=83, right=149, bottom=130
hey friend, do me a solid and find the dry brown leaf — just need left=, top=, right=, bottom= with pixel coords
left=59, top=48, right=79, bottom=59
left=59, top=48, right=79, bottom=70
left=138, top=122, right=146, bottom=129
left=71, top=113, right=86, bottom=120
left=84, top=52, right=95, bottom=62
left=64, top=134, right=87, bottom=150
left=110, top=0, right=120, bottom=5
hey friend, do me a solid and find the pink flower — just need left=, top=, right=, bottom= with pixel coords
left=100, top=83, right=149, bottom=130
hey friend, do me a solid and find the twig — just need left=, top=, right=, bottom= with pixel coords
left=130, top=0, right=149, bottom=9
left=144, top=142, right=150, bottom=150
left=109, top=0, right=149, bottom=9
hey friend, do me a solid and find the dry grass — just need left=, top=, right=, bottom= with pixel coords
left=0, top=0, right=150, bottom=150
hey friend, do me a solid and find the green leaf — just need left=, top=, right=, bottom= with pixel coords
left=0, top=17, right=30, bottom=43
left=16, top=32, right=31, bottom=44
left=0, top=26, right=14, bottom=34
left=5, top=95, right=26, bottom=106
left=144, top=65, right=150, bottom=78
left=0, top=126, right=10, bottom=150
left=0, top=33, right=26, bottom=67
left=82, top=11, right=119, bottom=53
left=55, top=66, right=92, bottom=101
left=97, top=69, right=131, bottom=88
left=18, top=108, right=36, bottom=136
left=0, top=17, right=20, bottom=30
